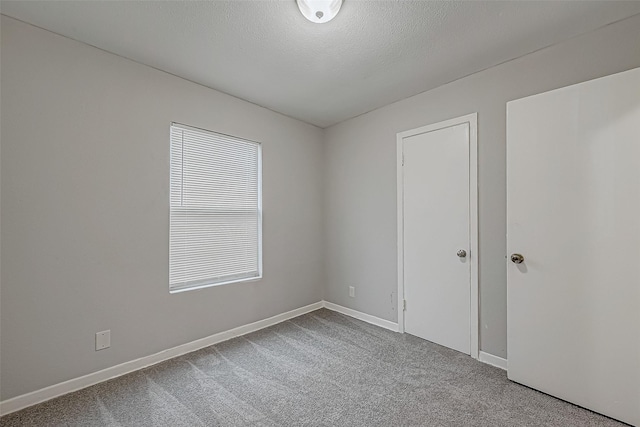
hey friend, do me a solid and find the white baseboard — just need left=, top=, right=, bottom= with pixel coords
left=322, top=301, right=399, bottom=332
left=479, top=351, right=507, bottom=370
left=0, top=301, right=324, bottom=416
left=1, top=300, right=403, bottom=416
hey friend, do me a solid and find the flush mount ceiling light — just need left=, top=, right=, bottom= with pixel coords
left=297, top=0, right=343, bottom=24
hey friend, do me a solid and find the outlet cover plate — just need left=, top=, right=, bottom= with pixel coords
left=96, top=330, right=111, bottom=351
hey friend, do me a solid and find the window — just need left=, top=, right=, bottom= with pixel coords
left=169, top=123, right=262, bottom=292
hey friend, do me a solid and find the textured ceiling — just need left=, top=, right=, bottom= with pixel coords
left=2, top=1, right=640, bottom=128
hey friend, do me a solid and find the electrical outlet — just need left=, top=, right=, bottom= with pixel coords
left=96, top=330, right=111, bottom=351
left=349, top=286, right=355, bottom=298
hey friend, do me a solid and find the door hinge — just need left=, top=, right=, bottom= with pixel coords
left=403, top=300, right=406, bottom=311
left=402, top=154, right=405, bottom=166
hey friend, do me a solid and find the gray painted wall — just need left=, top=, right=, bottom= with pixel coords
left=0, top=16, right=324, bottom=400
left=2, top=11, right=640, bottom=402
left=323, top=14, right=640, bottom=358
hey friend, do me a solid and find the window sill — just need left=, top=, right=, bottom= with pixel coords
left=169, top=275, right=262, bottom=294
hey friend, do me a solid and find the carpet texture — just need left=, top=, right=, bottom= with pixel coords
left=0, top=309, right=625, bottom=426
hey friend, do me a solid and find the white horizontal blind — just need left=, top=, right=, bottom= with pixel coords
left=170, top=123, right=261, bottom=291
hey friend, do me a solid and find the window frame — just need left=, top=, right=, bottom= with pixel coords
left=169, top=122, right=263, bottom=293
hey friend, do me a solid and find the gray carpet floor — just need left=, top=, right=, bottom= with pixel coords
left=0, top=309, right=626, bottom=426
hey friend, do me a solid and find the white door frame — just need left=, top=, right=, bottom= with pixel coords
left=396, top=112, right=479, bottom=359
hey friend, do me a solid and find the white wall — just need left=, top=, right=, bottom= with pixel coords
left=0, top=16, right=324, bottom=400
left=323, top=14, right=640, bottom=358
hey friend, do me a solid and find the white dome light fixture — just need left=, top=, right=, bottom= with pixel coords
left=297, top=0, right=343, bottom=24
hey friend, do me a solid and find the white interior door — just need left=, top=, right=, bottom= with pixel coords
left=400, top=115, right=476, bottom=355
left=507, top=68, right=640, bottom=426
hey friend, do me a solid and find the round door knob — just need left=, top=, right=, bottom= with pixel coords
left=457, top=249, right=467, bottom=258
left=510, top=253, right=524, bottom=264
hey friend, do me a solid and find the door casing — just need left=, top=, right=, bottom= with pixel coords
left=396, top=113, right=479, bottom=359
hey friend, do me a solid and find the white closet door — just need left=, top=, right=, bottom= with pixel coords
left=402, top=121, right=471, bottom=355
left=507, top=67, right=640, bottom=426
